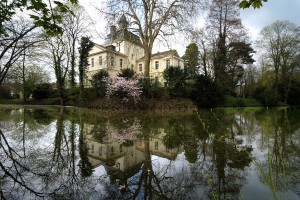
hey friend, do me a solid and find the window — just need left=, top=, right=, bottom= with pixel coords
left=131, top=54, right=134, bottom=59
left=139, top=64, right=143, bottom=72
left=120, top=58, right=123, bottom=68
left=91, top=58, right=94, bottom=67
left=178, top=60, right=180, bottom=66
left=155, top=61, right=159, bottom=70
left=99, top=146, right=102, bottom=156
left=166, top=59, right=170, bottom=68
left=110, top=56, right=114, bottom=66
left=99, top=56, right=102, bottom=65
left=155, top=142, right=158, bottom=150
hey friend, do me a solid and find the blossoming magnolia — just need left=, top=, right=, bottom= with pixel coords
left=104, top=77, right=142, bottom=104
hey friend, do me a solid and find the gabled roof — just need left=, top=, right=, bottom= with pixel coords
left=137, top=50, right=182, bottom=61
left=89, top=42, right=127, bottom=58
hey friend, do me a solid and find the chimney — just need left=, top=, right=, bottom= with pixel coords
left=110, top=25, right=116, bottom=40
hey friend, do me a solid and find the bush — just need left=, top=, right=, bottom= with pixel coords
left=253, top=86, right=279, bottom=106
left=32, top=83, right=53, bottom=100
left=90, top=70, right=109, bottom=98
left=138, top=77, right=164, bottom=98
left=163, top=66, right=186, bottom=97
left=66, top=87, right=80, bottom=104
left=188, top=75, right=223, bottom=107
left=0, top=86, right=11, bottom=99
left=117, top=68, right=135, bottom=79
left=287, top=80, right=300, bottom=105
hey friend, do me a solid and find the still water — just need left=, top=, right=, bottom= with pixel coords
left=0, top=105, right=299, bottom=200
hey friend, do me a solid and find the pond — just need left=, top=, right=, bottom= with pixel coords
left=0, top=105, right=299, bottom=200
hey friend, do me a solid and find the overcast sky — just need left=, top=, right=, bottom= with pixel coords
left=240, top=0, right=300, bottom=41
left=80, top=0, right=300, bottom=56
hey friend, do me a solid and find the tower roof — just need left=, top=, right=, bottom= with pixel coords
left=118, top=14, right=129, bottom=29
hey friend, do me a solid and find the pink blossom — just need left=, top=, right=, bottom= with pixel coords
left=104, top=77, right=142, bottom=104
left=106, top=118, right=142, bottom=143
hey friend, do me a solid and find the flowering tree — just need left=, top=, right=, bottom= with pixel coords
left=104, top=77, right=142, bottom=104
left=106, top=118, right=142, bottom=144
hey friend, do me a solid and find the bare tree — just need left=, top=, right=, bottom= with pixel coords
left=206, top=0, right=246, bottom=92
left=257, top=20, right=300, bottom=103
left=45, top=35, right=70, bottom=106
left=99, top=0, right=205, bottom=77
left=0, top=19, right=40, bottom=85
left=188, top=28, right=215, bottom=78
left=62, top=4, right=94, bottom=88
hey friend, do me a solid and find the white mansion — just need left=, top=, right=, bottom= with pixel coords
left=86, top=15, right=184, bottom=84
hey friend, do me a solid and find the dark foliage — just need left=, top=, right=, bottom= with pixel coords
left=287, top=80, right=300, bottom=105
left=188, top=75, right=224, bottom=107
left=117, top=68, right=135, bottom=79
left=32, top=83, right=53, bottom=100
left=90, top=70, right=109, bottom=98
left=78, top=36, right=94, bottom=98
left=163, top=66, right=186, bottom=97
left=182, top=43, right=200, bottom=78
left=253, top=85, right=279, bottom=106
left=139, top=77, right=163, bottom=98
left=0, top=85, right=11, bottom=99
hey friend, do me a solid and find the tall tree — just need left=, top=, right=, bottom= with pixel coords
left=78, top=36, right=94, bottom=99
left=62, top=4, right=93, bottom=88
left=257, top=20, right=300, bottom=103
left=239, top=65, right=258, bottom=98
left=45, top=35, right=70, bottom=106
left=227, top=41, right=255, bottom=90
left=182, top=43, right=200, bottom=78
left=188, top=28, right=214, bottom=78
left=206, top=0, right=245, bottom=94
left=101, top=0, right=204, bottom=77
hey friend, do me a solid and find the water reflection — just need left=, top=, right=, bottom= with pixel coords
left=0, top=106, right=299, bottom=199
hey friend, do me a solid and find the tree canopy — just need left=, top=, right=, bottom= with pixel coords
left=0, top=0, right=78, bottom=36
left=182, top=43, right=200, bottom=78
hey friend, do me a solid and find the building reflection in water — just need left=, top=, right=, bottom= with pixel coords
left=85, top=123, right=182, bottom=177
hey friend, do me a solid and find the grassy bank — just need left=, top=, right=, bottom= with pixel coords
left=2, top=97, right=287, bottom=109
left=223, top=97, right=263, bottom=107
left=0, top=97, right=196, bottom=110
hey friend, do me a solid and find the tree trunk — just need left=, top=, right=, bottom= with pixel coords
left=70, top=40, right=76, bottom=88
left=57, top=81, right=66, bottom=106
left=144, top=48, right=152, bottom=77
left=22, top=52, right=26, bottom=102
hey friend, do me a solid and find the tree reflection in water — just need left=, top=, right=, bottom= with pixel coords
left=0, top=107, right=299, bottom=199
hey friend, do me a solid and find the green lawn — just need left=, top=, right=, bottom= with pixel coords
left=224, top=97, right=263, bottom=107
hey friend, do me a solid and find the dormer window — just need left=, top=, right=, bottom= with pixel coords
left=110, top=56, right=114, bottom=66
